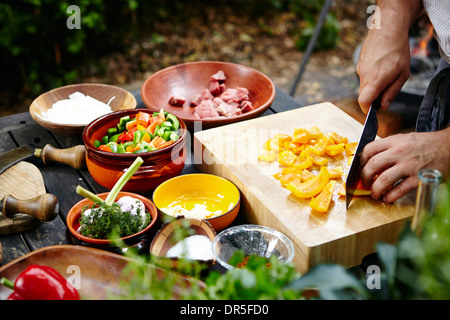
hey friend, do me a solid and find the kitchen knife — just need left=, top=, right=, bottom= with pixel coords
left=346, top=96, right=382, bottom=208
left=0, top=144, right=86, bottom=175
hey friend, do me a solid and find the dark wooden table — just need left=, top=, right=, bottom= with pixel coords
left=0, top=87, right=303, bottom=266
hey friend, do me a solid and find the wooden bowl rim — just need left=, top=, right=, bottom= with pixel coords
left=30, top=83, right=137, bottom=129
left=140, top=61, right=276, bottom=123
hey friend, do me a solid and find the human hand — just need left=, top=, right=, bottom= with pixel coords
left=360, top=129, right=450, bottom=203
left=357, top=29, right=411, bottom=114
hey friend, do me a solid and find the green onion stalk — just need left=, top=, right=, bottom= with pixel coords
left=76, top=156, right=144, bottom=204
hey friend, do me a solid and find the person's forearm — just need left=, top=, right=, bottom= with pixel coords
left=375, top=0, right=423, bottom=34
left=357, top=0, right=424, bottom=112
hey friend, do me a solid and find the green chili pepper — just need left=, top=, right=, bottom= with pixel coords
left=166, top=114, right=180, bottom=130
left=133, top=131, right=142, bottom=144
left=101, top=135, right=109, bottom=145
left=116, top=144, right=125, bottom=153
left=109, top=133, right=120, bottom=143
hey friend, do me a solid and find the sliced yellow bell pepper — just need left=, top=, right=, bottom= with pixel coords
left=278, top=150, right=298, bottom=167
left=309, top=180, right=336, bottom=212
left=287, top=166, right=330, bottom=198
left=258, top=150, right=277, bottom=162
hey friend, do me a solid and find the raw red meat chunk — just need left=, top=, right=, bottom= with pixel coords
left=190, top=70, right=253, bottom=119
left=168, top=96, right=188, bottom=107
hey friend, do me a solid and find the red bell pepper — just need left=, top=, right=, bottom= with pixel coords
left=0, top=264, right=80, bottom=300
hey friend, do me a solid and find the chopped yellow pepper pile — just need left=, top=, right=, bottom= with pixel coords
left=258, top=126, right=360, bottom=213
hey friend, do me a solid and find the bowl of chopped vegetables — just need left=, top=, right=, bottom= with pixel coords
left=82, top=109, right=187, bottom=192
left=152, top=173, right=241, bottom=232
left=30, top=83, right=137, bottom=136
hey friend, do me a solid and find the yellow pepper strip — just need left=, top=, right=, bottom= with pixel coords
left=287, top=166, right=330, bottom=198
left=281, top=167, right=302, bottom=174
left=325, top=143, right=345, bottom=156
left=306, top=126, right=324, bottom=140
left=329, top=132, right=348, bottom=144
left=278, top=173, right=302, bottom=187
left=307, top=154, right=328, bottom=166
left=310, top=135, right=331, bottom=156
left=345, top=142, right=358, bottom=156
left=274, top=134, right=292, bottom=143
left=348, top=155, right=354, bottom=166
left=263, top=138, right=283, bottom=153
left=258, top=149, right=277, bottom=162
left=293, top=156, right=313, bottom=169
left=292, top=128, right=310, bottom=144
left=328, top=166, right=343, bottom=179
left=309, top=180, right=336, bottom=212
left=278, top=150, right=298, bottom=167
left=301, top=169, right=315, bottom=181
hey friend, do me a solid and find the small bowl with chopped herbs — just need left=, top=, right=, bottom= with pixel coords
left=67, top=157, right=159, bottom=251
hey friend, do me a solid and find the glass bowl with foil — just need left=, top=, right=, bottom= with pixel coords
left=211, top=224, right=294, bottom=270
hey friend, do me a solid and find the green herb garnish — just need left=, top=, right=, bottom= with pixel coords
left=75, top=156, right=150, bottom=239
left=79, top=201, right=150, bottom=239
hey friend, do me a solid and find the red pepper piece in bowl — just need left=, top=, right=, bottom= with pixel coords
left=0, top=264, right=80, bottom=300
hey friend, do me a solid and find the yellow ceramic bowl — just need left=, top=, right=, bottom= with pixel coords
left=152, top=174, right=240, bottom=231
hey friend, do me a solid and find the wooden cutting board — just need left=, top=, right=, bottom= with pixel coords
left=0, top=161, right=46, bottom=237
left=194, top=102, right=415, bottom=273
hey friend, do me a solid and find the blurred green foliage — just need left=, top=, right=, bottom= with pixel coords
left=1, top=0, right=340, bottom=99
left=114, top=182, right=450, bottom=300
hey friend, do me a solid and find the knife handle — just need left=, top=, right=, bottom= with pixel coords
left=1, top=194, right=59, bottom=222
left=36, top=144, right=86, bottom=170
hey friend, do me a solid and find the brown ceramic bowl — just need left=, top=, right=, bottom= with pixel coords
left=30, top=83, right=137, bottom=136
left=141, top=61, right=275, bottom=131
left=149, top=217, right=217, bottom=272
left=152, top=173, right=241, bottom=232
left=82, top=109, right=187, bottom=193
left=66, top=192, right=159, bottom=252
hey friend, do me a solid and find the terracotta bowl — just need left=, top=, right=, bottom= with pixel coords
left=30, top=83, right=137, bottom=136
left=152, top=173, right=240, bottom=232
left=66, top=192, right=159, bottom=252
left=82, top=109, right=187, bottom=193
left=141, top=61, right=275, bottom=131
left=149, top=217, right=217, bottom=272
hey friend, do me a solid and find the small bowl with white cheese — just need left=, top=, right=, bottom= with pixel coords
left=66, top=191, right=160, bottom=252
left=152, top=173, right=241, bottom=232
left=30, top=83, right=137, bottom=136
left=149, top=217, right=217, bottom=273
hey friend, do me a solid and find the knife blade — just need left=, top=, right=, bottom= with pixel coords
left=346, top=96, right=382, bottom=208
left=0, top=144, right=86, bottom=175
